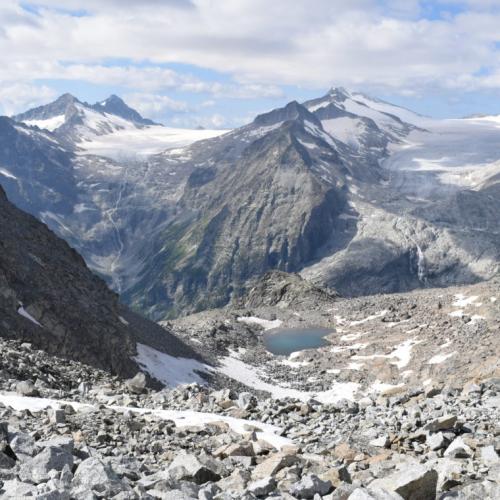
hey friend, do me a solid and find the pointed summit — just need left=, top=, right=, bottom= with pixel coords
left=54, top=93, right=79, bottom=105
left=253, top=100, right=321, bottom=128
left=92, top=95, right=157, bottom=126
left=12, top=93, right=81, bottom=129
left=328, top=86, right=349, bottom=95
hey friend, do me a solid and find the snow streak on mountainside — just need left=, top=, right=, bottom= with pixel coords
left=1, top=88, right=499, bottom=319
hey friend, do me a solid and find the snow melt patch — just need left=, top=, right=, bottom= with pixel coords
left=346, top=362, right=364, bottom=371
left=281, top=358, right=311, bottom=368
left=340, top=332, right=366, bottom=342
left=17, top=306, right=42, bottom=327
left=453, top=294, right=480, bottom=307
left=118, top=316, right=129, bottom=325
left=0, top=393, right=290, bottom=451
left=349, top=310, right=387, bottom=326
left=133, top=343, right=209, bottom=387
left=0, top=168, right=17, bottom=180
left=24, top=114, right=66, bottom=131
left=217, top=355, right=359, bottom=403
left=321, top=116, right=364, bottom=148
left=427, top=352, right=457, bottom=365
left=389, top=339, right=423, bottom=369
left=332, top=343, right=368, bottom=353
left=237, top=316, right=283, bottom=330
left=371, top=380, right=405, bottom=394
left=78, top=124, right=227, bottom=160
left=352, top=339, right=422, bottom=370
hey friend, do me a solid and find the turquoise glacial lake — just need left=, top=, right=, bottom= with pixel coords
left=263, top=327, right=333, bottom=355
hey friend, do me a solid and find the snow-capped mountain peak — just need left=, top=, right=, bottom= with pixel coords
left=91, top=94, right=158, bottom=126
left=12, top=94, right=227, bottom=159
left=13, top=94, right=156, bottom=135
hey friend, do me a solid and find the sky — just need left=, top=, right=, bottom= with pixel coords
left=2, top=0, right=500, bottom=128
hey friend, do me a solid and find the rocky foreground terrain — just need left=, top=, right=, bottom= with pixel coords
left=0, top=334, right=499, bottom=499
left=0, top=270, right=497, bottom=498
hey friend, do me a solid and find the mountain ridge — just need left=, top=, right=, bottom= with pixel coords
left=2, top=87, right=499, bottom=319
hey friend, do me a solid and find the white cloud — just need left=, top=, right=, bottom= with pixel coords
left=171, top=112, right=228, bottom=129
left=2, top=0, right=500, bottom=113
left=0, top=83, right=57, bottom=115
left=124, top=93, right=189, bottom=120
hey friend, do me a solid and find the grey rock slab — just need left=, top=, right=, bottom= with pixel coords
left=443, top=437, right=473, bottom=459
left=126, top=372, right=147, bottom=394
left=0, top=479, right=38, bottom=498
left=348, top=487, right=404, bottom=499
left=247, top=476, right=277, bottom=497
left=439, top=480, right=500, bottom=499
left=427, top=432, right=447, bottom=451
left=370, top=436, right=390, bottom=448
left=9, top=431, right=36, bottom=459
left=237, top=392, right=257, bottom=410
left=19, top=446, right=73, bottom=484
left=289, top=474, right=333, bottom=499
left=252, top=453, right=299, bottom=480
left=369, top=464, right=438, bottom=500
left=168, top=453, right=221, bottom=484
left=71, top=456, right=131, bottom=497
left=0, top=451, right=16, bottom=469
left=423, top=415, right=457, bottom=433
left=36, top=436, right=74, bottom=453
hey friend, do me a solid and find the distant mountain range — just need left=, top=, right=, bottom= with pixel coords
left=1, top=89, right=499, bottom=319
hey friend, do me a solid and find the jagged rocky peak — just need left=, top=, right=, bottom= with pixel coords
left=13, top=93, right=158, bottom=134
left=13, top=93, right=80, bottom=123
left=327, top=86, right=351, bottom=100
left=91, top=94, right=158, bottom=125
left=253, top=100, right=321, bottom=128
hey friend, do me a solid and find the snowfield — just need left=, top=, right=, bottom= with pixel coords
left=79, top=125, right=228, bottom=160
left=382, top=118, right=500, bottom=192
left=217, top=352, right=360, bottom=403
left=237, top=316, right=283, bottom=330
left=24, top=114, right=66, bottom=131
left=133, top=343, right=209, bottom=387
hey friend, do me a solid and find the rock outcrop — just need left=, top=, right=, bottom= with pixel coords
left=0, top=185, right=203, bottom=378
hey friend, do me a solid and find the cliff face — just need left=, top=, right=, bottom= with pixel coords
left=0, top=185, right=202, bottom=378
left=123, top=116, right=349, bottom=319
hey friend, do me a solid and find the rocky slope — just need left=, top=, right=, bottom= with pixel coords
left=0, top=333, right=498, bottom=498
left=0, top=184, right=205, bottom=380
left=165, top=272, right=499, bottom=402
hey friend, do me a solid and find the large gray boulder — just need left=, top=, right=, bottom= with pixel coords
left=289, top=474, right=333, bottom=498
left=9, top=431, right=36, bottom=460
left=19, top=446, right=73, bottom=484
left=71, top=457, right=131, bottom=497
left=15, top=380, right=39, bottom=397
left=369, top=464, right=438, bottom=500
left=126, top=372, right=147, bottom=394
left=168, top=453, right=222, bottom=484
left=348, top=487, right=404, bottom=499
